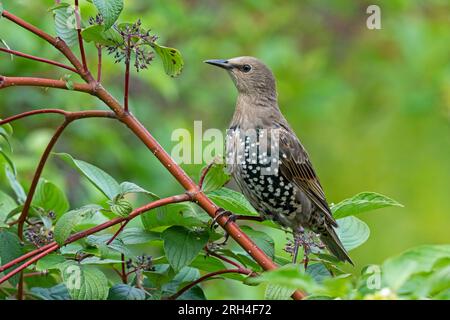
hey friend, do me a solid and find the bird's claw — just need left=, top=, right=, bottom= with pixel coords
left=210, top=208, right=236, bottom=230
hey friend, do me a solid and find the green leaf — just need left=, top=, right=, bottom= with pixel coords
left=5, top=166, right=26, bottom=203
left=82, top=25, right=112, bottom=45
left=35, top=254, right=66, bottom=271
left=54, top=205, right=102, bottom=245
left=207, top=187, right=258, bottom=216
left=141, top=202, right=206, bottom=230
left=55, top=153, right=120, bottom=200
left=331, top=192, right=403, bottom=219
left=306, top=263, right=332, bottom=283
left=30, top=284, right=70, bottom=300
left=33, top=179, right=69, bottom=218
left=246, top=264, right=321, bottom=293
left=108, top=284, right=146, bottom=300
left=60, top=261, right=109, bottom=300
left=151, top=42, right=184, bottom=77
left=162, top=226, right=209, bottom=272
left=0, top=229, right=23, bottom=286
left=86, top=234, right=132, bottom=256
left=0, top=190, right=17, bottom=222
left=265, top=284, right=295, bottom=300
left=53, top=6, right=78, bottom=47
left=382, top=245, right=450, bottom=291
left=118, top=227, right=160, bottom=245
left=109, top=198, right=132, bottom=217
left=119, top=181, right=159, bottom=198
left=240, top=225, right=275, bottom=260
left=92, top=0, right=123, bottom=30
left=201, top=162, right=230, bottom=192
left=335, top=216, right=370, bottom=251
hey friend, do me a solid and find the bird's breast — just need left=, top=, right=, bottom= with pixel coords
left=226, top=129, right=301, bottom=226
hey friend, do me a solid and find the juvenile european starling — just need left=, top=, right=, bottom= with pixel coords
left=205, top=56, right=353, bottom=264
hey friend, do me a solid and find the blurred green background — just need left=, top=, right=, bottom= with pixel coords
left=0, top=0, right=449, bottom=299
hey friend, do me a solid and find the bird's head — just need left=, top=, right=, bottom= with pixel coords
left=204, top=56, right=276, bottom=96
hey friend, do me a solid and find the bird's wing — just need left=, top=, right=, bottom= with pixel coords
left=277, top=127, right=337, bottom=226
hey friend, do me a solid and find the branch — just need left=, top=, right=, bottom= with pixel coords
left=0, top=194, right=190, bottom=284
left=0, top=47, right=78, bottom=73
left=168, top=268, right=253, bottom=300
left=0, top=76, right=94, bottom=93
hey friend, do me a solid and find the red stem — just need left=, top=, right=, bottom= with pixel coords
left=74, top=0, right=87, bottom=71
left=0, top=47, right=78, bottom=73
left=124, top=43, right=131, bottom=113
left=97, top=46, right=102, bottom=82
left=0, top=76, right=94, bottom=93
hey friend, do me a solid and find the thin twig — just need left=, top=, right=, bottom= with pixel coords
left=97, top=45, right=102, bottom=82
left=74, top=0, right=87, bottom=71
left=0, top=47, right=78, bottom=73
left=124, top=39, right=131, bottom=112
left=168, top=268, right=253, bottom=300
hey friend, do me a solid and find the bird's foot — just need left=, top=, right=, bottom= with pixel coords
left=210, top=208, right=236, bottom=230
left=287, top=230, right=314, bottom=269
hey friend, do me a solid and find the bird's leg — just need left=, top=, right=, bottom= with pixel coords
left=291, top=227, right=312, bottom=269
left=210, top=208, right=264, bottom=245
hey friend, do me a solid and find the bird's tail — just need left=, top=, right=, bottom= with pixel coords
left=320, top=226, right=353, bottom=265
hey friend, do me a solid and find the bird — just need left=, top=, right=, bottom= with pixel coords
left=205, top=56, right=353, bottom=265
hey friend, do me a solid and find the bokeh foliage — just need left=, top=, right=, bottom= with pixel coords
left=0, top=0, right=449, bottom=299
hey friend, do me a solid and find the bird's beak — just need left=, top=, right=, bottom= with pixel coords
left=204, top=59, right=232, bottom=70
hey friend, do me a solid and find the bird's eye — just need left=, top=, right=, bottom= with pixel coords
left=242, top=64, right=252, bottom=73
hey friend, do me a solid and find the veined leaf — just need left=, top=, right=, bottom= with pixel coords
left=5, top=167, right=26, bottom=203
left=335, top=216, right=370, bottom=251
left=332, top=192, right=403, bottom=219
left=201, top=162, right=230, bottom=192
left=59, top=261, right=109, bottom=300
left=246, top=264, right=322, bottom=293
left=382, top=245, right=450, bottom=291
left=108, top=284, right=146, bottom=300
left=81, top=24, right=121, bottom=46
left=207, top=187, right=258, bottom=216
left=30, top=284, right=70, bottom=300
left=33, top=179, right=69, bottom=218
left=240, top=225, right=275, bottom=260
left=54, top=205, right=102, bottom=245
left=141, top=202, right=206, bottom=230
left=151, top=42, right=184, bottom=77
left=92, top=0, right=123, bottom=30
left=0, top=229, right=23, bottom=286
left=162, top=226, right=209, bottom=272
left=53, top=6, right=78, bottom=47
left=55, top=153, right=121, bottom=200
